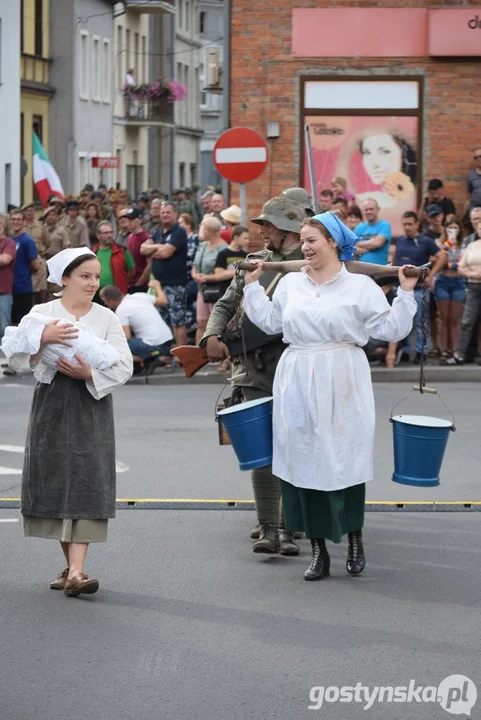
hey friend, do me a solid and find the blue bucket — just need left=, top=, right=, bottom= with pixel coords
left=217, top=397, right=273, bottom=471
left=391, top=414, right=453, bottom=487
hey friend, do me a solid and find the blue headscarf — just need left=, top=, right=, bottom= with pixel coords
left=312, top=212, right=357, bottom=261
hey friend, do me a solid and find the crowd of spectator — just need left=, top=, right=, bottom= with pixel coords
left=2, top=146, right=481, bottom=377
left=315, top=151, right=481, bottom=368
left=0, top=184, right=248, bottom=377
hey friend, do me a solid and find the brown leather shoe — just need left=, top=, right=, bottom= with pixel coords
left=50, top=568, right=69, bottom=590
left=64, top=573, right=99, bottom=597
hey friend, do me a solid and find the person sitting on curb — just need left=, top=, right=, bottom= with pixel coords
left=100, top=280, right=173, bottom=376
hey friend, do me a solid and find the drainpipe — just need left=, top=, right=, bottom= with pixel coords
left=170, top=9, right=176, bottom=195
left=222, top=0, right=231, bottom=200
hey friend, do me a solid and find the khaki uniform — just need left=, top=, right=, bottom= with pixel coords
left=64, top=218, right=90, bottom=248
left=45, top=222, right=71, bottom=293
left=177, top=199, right=200, bottom=227
left=201, top=242, right=305, bottom=529
left=25, top=220, right=51, bottom=292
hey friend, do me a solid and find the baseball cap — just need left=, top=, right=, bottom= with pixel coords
left=126, top=207, right=143, bottom=220
left=426, top=204, right=443, bottom=217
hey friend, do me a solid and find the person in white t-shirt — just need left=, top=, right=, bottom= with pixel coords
left=100, top=281, right=173, bottom=374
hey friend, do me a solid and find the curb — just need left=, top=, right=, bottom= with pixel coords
left=1, top=499, right=480, bottom=512
left=127, top=365, right=481, bottom=387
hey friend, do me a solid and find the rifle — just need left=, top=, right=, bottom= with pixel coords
left=171, top=261, right=431, bottom=377
left=236, top=259, right=430, bottom=279
left=171, top=344, right=209, bottom=378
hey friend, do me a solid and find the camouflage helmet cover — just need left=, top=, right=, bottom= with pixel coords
left=282, top=186, right=314, bottom=215
left=251, top=196, right=306, bottom=234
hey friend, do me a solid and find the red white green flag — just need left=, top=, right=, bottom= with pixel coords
left=32, top=132, right=64, bottom=206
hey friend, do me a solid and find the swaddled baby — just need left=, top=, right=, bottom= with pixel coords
left=1, top=311, right=120, bottom=383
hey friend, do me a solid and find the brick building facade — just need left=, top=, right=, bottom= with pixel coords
left=229, top=1, right=481, bottom=234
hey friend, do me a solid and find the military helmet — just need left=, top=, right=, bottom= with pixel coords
left=251, top=196, right=306, bottom=234
left=282, top=186, right=314, bottom=216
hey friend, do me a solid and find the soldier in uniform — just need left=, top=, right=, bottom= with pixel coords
left=64, top=200, right=90, bottom=248
left=22, top=202, right=51, bottom=305
left=176, top=188, right=198, bottom=226
left=282, top=187, right=315, bottom=217
left=200, top=197, right=306, bottom=557
left=43, top=206, right=71, bottom=297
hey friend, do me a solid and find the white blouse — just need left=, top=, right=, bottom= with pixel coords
left=3, top=300, right=133, bottom=400
left=243, top=266, right=416, bottom=346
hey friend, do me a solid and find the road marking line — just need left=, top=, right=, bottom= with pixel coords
left=0, top=518, right=19, bottom=523
left=0, top=467, right=22, bottom=475
left=0, top=445, right=23, bottom=453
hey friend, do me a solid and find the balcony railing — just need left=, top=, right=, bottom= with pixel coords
left=21, top=53, right=51, bottom=86
left=125, top=0, right=175, bottom=14
left=119, top=95, right=174, bottom=126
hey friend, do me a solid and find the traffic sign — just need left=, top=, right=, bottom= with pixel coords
left=213, top=127, right=268, bottom=184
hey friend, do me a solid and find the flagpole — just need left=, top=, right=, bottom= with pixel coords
left=304, top=125, right=320, bottom=214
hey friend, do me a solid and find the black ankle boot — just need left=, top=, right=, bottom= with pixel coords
left=346, top=530, right=366, bottom=575
left=304, top=539, right=330, bottom=581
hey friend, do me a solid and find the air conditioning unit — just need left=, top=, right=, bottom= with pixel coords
left=206, top=48, right=220, bottom=87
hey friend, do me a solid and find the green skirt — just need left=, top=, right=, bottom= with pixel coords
left=281, top=481, right=365, bottom=543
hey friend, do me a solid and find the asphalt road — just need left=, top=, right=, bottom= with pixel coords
left=0, top=509, right=480, bottom=720
left=1, top=380, right=480, bottom=719
left=0, top=378, right=480, bottom=502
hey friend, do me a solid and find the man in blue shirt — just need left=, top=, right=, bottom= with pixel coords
left=354, top=199, right=392, bottom=265
left=10, top=208, right=39, bottom=324
left=394, top=211, right=441, bottom=363
left=140, top=202, right=188, bottom=346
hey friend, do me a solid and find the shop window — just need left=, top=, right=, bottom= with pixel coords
left=301, top=76, right=422, bottom=238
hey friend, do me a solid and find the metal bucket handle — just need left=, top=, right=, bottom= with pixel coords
left=389, top=384, right=456, bottom=431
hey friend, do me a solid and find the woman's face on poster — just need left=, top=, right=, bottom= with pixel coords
left=360, top=134, right=402, bottom=186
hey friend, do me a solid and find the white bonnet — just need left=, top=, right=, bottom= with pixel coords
left=46, top=248, right=96, bottom=295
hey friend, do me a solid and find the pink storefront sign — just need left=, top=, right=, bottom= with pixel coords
left=429, top=9, right=481, bottom=57
left=292, top=8, right=481, bottom=58
left=292, top=8, right=429, bottom=58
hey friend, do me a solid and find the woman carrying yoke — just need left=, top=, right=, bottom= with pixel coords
left=242, top=212, right=417, bottom=582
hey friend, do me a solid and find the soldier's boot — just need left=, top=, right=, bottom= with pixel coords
left=279, top=530, right=300, bottom=556
left=252, top=524, right=280, bottom=554
left=304, top=539, right=331, bottom=581
left=250, top=523, right=261, bottom=540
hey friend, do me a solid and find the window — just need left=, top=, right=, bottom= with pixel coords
left=142, top=36, right=147, bottom=84
left=78, top=154, right=87, bottom=193
left=134, top=32, right=139, bottom=75
left=116, top=26, right=123, bottom=89
left=126, top=29, right=131, bottom=75
left=102, top=39, right=111, bottom=102
left=194, top=68, right=200, bottom=123
left=183, top=65, right=189, bottom=125
left=199, top=62, right=207, bottom=107
left=178, top=0, right=183, bottom=29
left=190, top=163, right=197, bottom=185
left=127, top=164, right=143, bottom=203
left=186, top=1, right=190, bottom=32
left=92, top=36, right=101, bottom=101
left=179, top=162, right=185, bottom=187
left=199, top=11, right=206, bottom=34
left=34, top=0, right=43, bottom=56
left=80, top=31, right=89, bottom=99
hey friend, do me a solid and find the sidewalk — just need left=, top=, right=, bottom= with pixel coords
left=128, top=361, right=481, bottom=386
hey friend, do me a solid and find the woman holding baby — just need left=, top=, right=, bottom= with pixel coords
left=1, top=248, right=133, bottom=597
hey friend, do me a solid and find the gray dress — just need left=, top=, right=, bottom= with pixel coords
left=4, top=300, right=134, bottom=544
left=22, top=373, right=115, bottom=542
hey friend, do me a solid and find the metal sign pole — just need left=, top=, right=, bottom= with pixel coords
left=239, top=183, right=247, bottom=226
left=304, top=125, right=320, bottom=214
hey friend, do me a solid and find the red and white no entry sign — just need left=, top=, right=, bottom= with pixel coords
left=213, top=127, right=268, bottom=184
